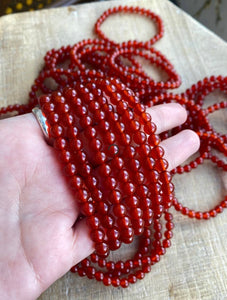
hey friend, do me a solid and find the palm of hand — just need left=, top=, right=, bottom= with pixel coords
left=0, top=114, right=93, bottom=299
left=0, top=104, right=199, bottom=300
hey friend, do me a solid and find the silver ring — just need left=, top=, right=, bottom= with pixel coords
left=32, top=107, right=51, bottom=143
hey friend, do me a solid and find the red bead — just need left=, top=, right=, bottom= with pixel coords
left=128, top=274, right=137, bottom=284
left=80, top=202, right=94, bottom=216
left=90, top=229, right=105, bottom=243
left=135, top=270, right=145, bottom=280
left=103, top=275, right=112, bottom=286
left=87, top=216, right=100, bottom=229
left=120, top=278, right=129, bottom=288
left=113, top=204, right=126, bottom=217
left=53, top=137, right=66, bottom=150
left=108, top=239, right=121, bottom=250
left=64, top=163, right=77, bottom=176
left=95, top=271, right=104, bottom=281
left=111, top=277, right=120, bottom=287
left=95, top=242, right=109, bottom=257
left=107, top=227, right=120, bottom=240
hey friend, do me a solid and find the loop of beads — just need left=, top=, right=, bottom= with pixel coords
left=94, top=5, right=164, bottom=46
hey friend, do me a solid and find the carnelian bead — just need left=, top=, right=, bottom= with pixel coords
left=86, top=266, right=96, bottom=279
left=209, top=210, right=217, bottom=217
left=221, top=200, right=227, bottom=208
left=91, top=189, right=102, bottom=203
left=142, top=265, right=151, bottom=273
left=144, top=122, right=156, bottom=134
left=136, top=185, right=149, bottom=197
left=97, top=202, right=109, bottom=215
left=121, top=182, right=135, bottom=195
left=142, top=238, right=151, bottom=247
left=80, top=202, right=94, bottom=216
left=166, top=221, right=174, bottom=230
left=42, top=102, right=55, bottom=114
left=120, top=278, right=129, bottom=288
left=98, top=258, right=106, bottom=268
left=128, top=274, right=137, bottom=284
left=67, top=126, right=79, bottom=138
left=130, top=207, right=143, bottom=219
left=95, top=271, right=104, bottom=281
left=121, top=227, right=134, bottom=243
left=135, top=270, right=145, bottom=280
left=216, top=206, right=223, bottom=214
left=70, top=175, right=83, bottom=189
left=182, top=207, right=189, bottom=215
left=118, top=169, right=130, bottom=182
left=84, top=126, right=97, bottom=139
left=108, top=189, right=121, bottom=204
left=95, top=242, right=109, bottom=257
left=48, top=112, right=59, bottom=124
left=86, top=216, right=100, bottom=229
left=142, top=256, right=151, bottom=266
left=85, top=176, right=98, bottom=190
left=77, top=268, right=86, bottom=277
left=97, top=163, right=111, bottom=177
left=64, top=163, right=77, bottom=176
left=125, top=260, right=134, bottom=270
left=107, top=227, right=120, bottom=240
left=104, top=176, right=117, bottom=190
left=59, top=150, right=71, bottom=163
left=117, top=216, right=131, bottom=228
left=75, top=188, right=89, bottom=203
left=70, top=266, right=78, bottom=273
left=108, top=239, right=121, bottom=250
left=203, top=212, right=210, bottom=220
left=53, top=137, right=66, bottom=150
left=124, top=196, right=139, bottom=207
left=154, top=232, right=162, bottom=240
left=90, top=229, right=105, bottom=243
left=143, top=209, right=153, bottom=220
left=107, top=143, right=119, bottom=156
left=111, top=278, right=120, bottom=287
left=164, top=230, right=173, bottom=239
left=79, top=115, right=92, bottom=128
left=39, top=95, right=50, bottom=106
left=115, top=261, right=125, bottom=271
left=151, top=254, right=160, bottom=263
left=102, top=214, right=114, bottom=228
left=133, top=131, right=147, bottom=144
left=188, top=210, right=196, bottom=218
left=90, top=138, right=102, bottom=151
left=195, top=212, right=203, bottom=219
left=113, top=204, right=126, bottom=217
left=122, top=145, right=136, bottom=158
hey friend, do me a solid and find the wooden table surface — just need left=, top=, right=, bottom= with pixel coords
left=0, top=0, right=226, bottom=299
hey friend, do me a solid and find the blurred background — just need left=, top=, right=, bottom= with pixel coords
left=0, top=0, right=226, bottom=41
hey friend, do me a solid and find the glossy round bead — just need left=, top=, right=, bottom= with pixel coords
left=95, top=242, right=109, bottom=257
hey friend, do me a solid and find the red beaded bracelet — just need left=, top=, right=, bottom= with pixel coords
left=0, top=5, right=226, bottom=288
left=94, top=5, right=164, bottom=47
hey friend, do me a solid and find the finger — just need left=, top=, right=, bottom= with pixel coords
left=71, top=218, right=94, bottom=265
left=147, top=103, right=187, bottom=134
left=160, top=129, right=200, bottom=170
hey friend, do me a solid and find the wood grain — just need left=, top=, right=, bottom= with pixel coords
left=0, top=0, right=226, bottom=299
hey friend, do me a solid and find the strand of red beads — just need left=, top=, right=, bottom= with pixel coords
left=0, top=5, right=226, bottom=288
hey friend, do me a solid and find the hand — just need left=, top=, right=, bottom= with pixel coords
left=0, top=103, right=199, bottom=300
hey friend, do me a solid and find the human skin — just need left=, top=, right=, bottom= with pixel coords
left=0, top=103, right=200, bottom=300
